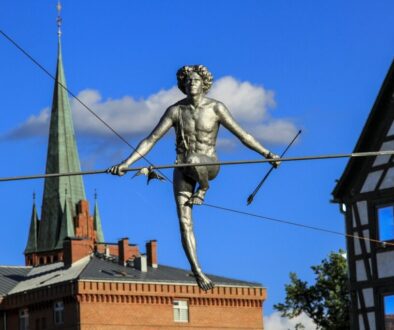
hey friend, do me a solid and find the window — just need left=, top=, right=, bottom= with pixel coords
left=19, top=308, right=29, bottom=330
left=378, top=206, right=394, bottom=241
left=54, top=301, right=64, bottom=325
left=173, top=300, right=189, bottom=323
left=384, top=295, right=394, bottom=329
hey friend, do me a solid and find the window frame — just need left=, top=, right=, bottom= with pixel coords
left=53, top=300, right=64, bottom=326
left=19, top=308, right=29, bottom=330
left=383, top=293, right=394, bottom=329
left=376, top=203, right=394, bottom=243
left=173, top=299, right=189, bottom=323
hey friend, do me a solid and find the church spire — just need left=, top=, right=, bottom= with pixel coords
left=93, top=190, right=105, bottom=242
left=25, top=193, right=39, bottom=254
left=37, top=3, right=86, bottom=251
left=56, top=191, right=75, bottom=249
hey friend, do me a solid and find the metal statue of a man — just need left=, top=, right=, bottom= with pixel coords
left=108, top=65, right=280, bottom=290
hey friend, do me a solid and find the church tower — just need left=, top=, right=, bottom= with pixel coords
left=24, top=2, right=104, bottom=266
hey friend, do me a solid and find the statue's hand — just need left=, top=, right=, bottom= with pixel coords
left=267, top=152, right=281, bottom=168
left=106, top=162, right=129, bottom=176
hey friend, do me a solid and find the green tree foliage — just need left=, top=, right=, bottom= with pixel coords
left=274, top=250, right=350, bottom=329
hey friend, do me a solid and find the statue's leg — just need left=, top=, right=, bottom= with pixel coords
left=185, top=153, right=220, bottom=205
left=173, top=168, right=214, bottom=291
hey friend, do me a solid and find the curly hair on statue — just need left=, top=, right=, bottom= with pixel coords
left=176, top=65, right=214, bottom=95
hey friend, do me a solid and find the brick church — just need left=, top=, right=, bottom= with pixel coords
left=0, top=9, right=266, bottom=330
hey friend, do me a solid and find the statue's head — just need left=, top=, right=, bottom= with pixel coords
left=176, top=65, right=213, bottom=95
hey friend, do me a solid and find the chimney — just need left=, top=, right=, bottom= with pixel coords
left=146, top=240, right=158, bottom=268
left=118, top=238, right=129, bottom=266
left=134, top=254, right=147, bottom=272
left=63, top=238, right=92, bottom=268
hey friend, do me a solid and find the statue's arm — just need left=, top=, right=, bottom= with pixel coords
left=122, top=107, right=175, bottom=166
left=108, top=107, right=176, bottom=175
left=216, top=102, right=271, bottom=157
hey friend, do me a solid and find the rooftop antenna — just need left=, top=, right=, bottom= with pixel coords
left=56, top=1, right=62, bottom=37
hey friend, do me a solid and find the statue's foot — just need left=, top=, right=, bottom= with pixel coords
left=186, top=189, right=206, bottom=206
left=194, top=271, right=215, bottom=291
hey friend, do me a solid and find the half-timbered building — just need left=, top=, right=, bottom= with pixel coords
left=333, top=60, right=394, bottom=330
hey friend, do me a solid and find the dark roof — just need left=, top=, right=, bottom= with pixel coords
left=3, top=255, right=261, bottom=296
left=0, top=267, right=30, bottom=296
left=332, top=60, right=394, bottom=200
left=80, top=256, right=262, bottom=287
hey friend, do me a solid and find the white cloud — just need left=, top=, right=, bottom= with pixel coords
left=251, top=120, right=300, bottom=145
left=70, top=87, right=181, bottom=137
left=264, top=312, right=316, bottom=330
left=3, top=76, right=298, bottom=146
left=209, top=76, right=276, bottom=122
left=4, top=108, right=50, bottom=139
left=216, top=138, right=237, bottom=151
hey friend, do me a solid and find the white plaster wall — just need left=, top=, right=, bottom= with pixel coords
left=357, top=201, right=369, bottom=226
left=380, top=167, right=394, bottom=189
left=352, top=208, right=357, bottom=228
left=377, top=250, right=394, bottom=278
left=353, top=230, right=370, bottom=255
left=361, top=171, right=383, bottom=193
left=354, top=237, right=361, bottom=255
left=356, top=260, right=368, bottom=281
left=368, top=312, right=376, bottom=330
left=387, top=121, right=394, bottom=136
left=373, top=140, right=394, bottom=166
left=364, top=230, right=371, bottom=253
left=363, top=288, right=374, bottom=308
left=359, top=314, right=365, bottom=330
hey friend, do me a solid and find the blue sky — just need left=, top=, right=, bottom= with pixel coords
left=1, top=0, right=394, bottom=322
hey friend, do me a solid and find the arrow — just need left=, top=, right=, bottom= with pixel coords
left=247, top=129, right=302, bottom=205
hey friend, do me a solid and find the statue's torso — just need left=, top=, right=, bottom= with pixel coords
left=174, top=98, right=220, bottom=158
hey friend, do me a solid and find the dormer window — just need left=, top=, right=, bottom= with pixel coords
left=378, top=205, right=394, bottom=241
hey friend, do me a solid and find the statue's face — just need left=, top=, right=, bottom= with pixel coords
left=184, top=72, right=203, bottom=96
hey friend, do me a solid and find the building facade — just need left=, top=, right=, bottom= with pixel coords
left=1, top=239, right=266, bottom=330
left=333, top=60, right=394, bottom=330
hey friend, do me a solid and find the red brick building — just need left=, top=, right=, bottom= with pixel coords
left=0, top=10, right=266, bottom=330
left=1, top=235, right=266, bottom=329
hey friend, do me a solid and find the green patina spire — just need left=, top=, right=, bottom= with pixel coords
left=93, top=191, right=105, bottom=242
left=37, top=29, right=86, bottom=251
left=56, top=196, right=75, bottom=249
left=25, top=194, right=39, bottom=253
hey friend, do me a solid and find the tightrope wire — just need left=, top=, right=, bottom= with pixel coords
left=1, top=29, right=390, bottom=250
left=0, top=150, right=393, bottom=182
